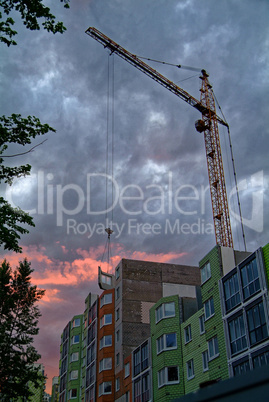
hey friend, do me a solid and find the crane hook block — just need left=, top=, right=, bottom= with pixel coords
left=105, top=227, right=114, bottom=239
left=195, top=119, right=206, bottom=133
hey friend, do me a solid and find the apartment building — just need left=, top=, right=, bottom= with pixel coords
left=56, top=244, right=269, bottom=401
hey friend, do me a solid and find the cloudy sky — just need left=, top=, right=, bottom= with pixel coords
left=1, top=0, right=268, bottom=392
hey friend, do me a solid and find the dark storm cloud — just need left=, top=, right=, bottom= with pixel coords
left=1, top=0, right=268, bottom=390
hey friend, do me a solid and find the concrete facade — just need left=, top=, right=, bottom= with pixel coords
left=56, top=245, right=269, bottom=401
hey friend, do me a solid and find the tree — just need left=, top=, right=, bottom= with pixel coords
left=0, top=2, right=68, bottom=399
left=0, top=258, right=45, bottom=400
left=0, top=0, right=70, bottom=46
left=0, top=114, right=56, bottom=253
left=0, top=0, right=70, bottom=252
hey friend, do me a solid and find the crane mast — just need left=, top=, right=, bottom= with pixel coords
left=86, top=27, right=233, bottom=248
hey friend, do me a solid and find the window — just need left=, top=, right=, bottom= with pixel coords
left=71, top=352, right=79, bottom=362
left=88, top=303, right=97, bottom=325
left=116, top=352, right=120, bottom=366
left=134, top=379, right=141, bottom=402
left=125, top=391, right=130, bottom=402
left=116, top=308, right=120, bottom=321
left=157, top=333, right=177, bottom=354
left=116, top=266, right=120, bottom=280
left=70, top=370, right=78, bottom=380
left=69, top=389, right=77, bottom=398
left=99, top=357, right=112, bottom=372
left=247, top=301, right=268, bottom=346
left=208, top=336, right=219, bottom=360
left=101, top=273, right=112, bottom=286
left=125, top=362, right=130, bottom=378
left=116, top=329, right=120, bottom=342
left=228, top=314, right=247, bottom=355
left=240, top=257, right=260, bottom=300
left=70, top=388, right=78, bottom=399
left=72, top=334, right=79, bottom=344
left=158, top=366, right=179, bottom=387
left=72, top=318, right=81, bottom=327
left=86, top=364, right=95, bottom=388
left=100, top=335, right=112, bottom=349
left=201, top=262, right=211, bottom=284
left=223, top=272, right=241, bottom=312
left=141, top=342, right=149, bottom=371
left=116, top=377, right=120, bottom=392
left=100, top=292, right=112, bottom=307
left=252, top=349, right=269, bottom=369
left=134, top=374, right=150, bottom=401
left=133, top=349, right=141, bottom=376
left=155, top=302, right=175, bottom=323
left=87, top=322, right=96, bottom=345
left=99, top=381, right=112, bottom=396
left=116, top=286, right=120, bottom=300
left=233, top=359, right=250, bottom=376
left=202, top=350, right=209, bottom=371
left=204, top=297, right=215, bottom=320
left=100, top=313, right=112, bottom=328
left=186, top=359, right=194, bottom=380
left=199, top=314, right=205, bottom=334
left=85, top=386, right=95, bottom=402
left=87, top=342, right=95, bottom=365
left=133, top=341, right=149, bottom=377
left=184, top=325, right=192, bottom=344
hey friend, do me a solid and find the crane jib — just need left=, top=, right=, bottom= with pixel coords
left=86, top=26, right=234, bottom=248
left=85, top=27, right=228, bottom=128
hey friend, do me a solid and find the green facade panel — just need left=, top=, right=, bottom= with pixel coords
left=150, top=295, right=185, bottom=402
left=181, top=309, right=209, bottom=394
left=199, top=246, right=229, bottom=383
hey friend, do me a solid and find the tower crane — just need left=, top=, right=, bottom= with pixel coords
left=86, top=27, right=234, bottom=248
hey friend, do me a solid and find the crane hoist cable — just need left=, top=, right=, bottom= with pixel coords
left=101, top=54, right=115, bottom=271
left=86, top=27, right=246, bottom=250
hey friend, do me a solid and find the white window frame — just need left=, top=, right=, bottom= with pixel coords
left=157, top=333, right=177, bottom=354
left=116, top=377, right=120, bottom=392
left=158, top=366, right=179, bottom=388
left=124, top=362, right=130, bottom=378
left=69, top=388, right=77, bottom=399
left=116, top=352, right=120, bottom=366
left=184, top=325, right=192, bottom=344
left=100, top=335, right=112, bottom=349
left=201, top=262, right=211, bottom=284
left=72, top=334, right=79, bottom=344
left=70, top=370, right=78, bottom=380
left=99, top=381, right=112, bottom=396
left=204, top=297, right=215, bottom=320
left=99, top=357, right=112, bottom=372
left=199, top=314, right=205, bottom=334
left=72, top=318, right=81, bottom=328
left=202, top=350, right=209, bottom=371
left=100, top=313, right=112, bottom=328
left=186, top=359, right=194, bottom=380
left=208, top=336, right=219, bottom=360
left=101, top=273, right=112, bottom=286
left=71, top=352, right=79, bottom=362
left=155, top=302, right=176, bottom=323
left=100, top=292, right=112, bottom=307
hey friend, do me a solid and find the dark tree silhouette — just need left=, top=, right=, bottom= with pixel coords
left=0, top=259, right=45, bottom=400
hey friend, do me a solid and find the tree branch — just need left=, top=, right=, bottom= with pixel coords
left=1, top=139, right=48, bottom=158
